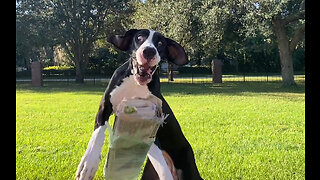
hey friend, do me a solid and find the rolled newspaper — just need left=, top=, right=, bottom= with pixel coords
left=104, top=95, right=166, bottom=180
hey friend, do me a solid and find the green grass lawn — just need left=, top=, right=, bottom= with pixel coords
left=16, top=81, right=305, bottom=180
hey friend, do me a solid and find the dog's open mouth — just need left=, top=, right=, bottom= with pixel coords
left=133, top=60, right=158, bottom=85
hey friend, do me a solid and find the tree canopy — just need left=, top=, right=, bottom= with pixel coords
left=16, top=0, right=305, bottom=86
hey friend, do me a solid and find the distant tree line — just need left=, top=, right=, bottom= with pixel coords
left=16, top=0, right=304, bottom=86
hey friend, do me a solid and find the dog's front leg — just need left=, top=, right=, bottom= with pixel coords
left=75, top=125, right=106, bottom=180
left=76, top=93, right=113, bottom=180
left=157, top=96, right=203, bottom=180
left=94, top=93, right=113, bottom=129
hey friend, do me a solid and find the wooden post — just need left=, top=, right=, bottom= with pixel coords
left=168, top=62, right=174, bottom=82
left=31, top=61, right=43, bottom=87
left=211, top=59, right=222, bottom=83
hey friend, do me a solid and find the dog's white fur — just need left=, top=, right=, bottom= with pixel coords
left=135, top=30, right=161, bottom=67
left=148, top=143, right=174, bottom=180
left=76, top=128, right=171, bottom=180
left=75, top=76, right=167, bottom=180
left=75, top=76, right=171, bottom=180
left=75, top=30, right=171, bottom=180
left=110, top=75, right=151, bottom=112
left=75, top=125, right=106, bottom=180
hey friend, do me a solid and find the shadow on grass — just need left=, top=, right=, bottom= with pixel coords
left=16, top=81, right=108, bottom=95
left=16, top=81, right=305, bottom=96
left=160, top=81, right=305, bottom=96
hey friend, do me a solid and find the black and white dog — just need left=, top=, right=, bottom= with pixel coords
left=76, top=29, right=203, bottom=180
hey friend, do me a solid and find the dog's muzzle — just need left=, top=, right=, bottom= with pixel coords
left=132, top=59, right=158, bottom=86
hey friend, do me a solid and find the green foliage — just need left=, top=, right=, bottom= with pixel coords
left=16, top=0, right=57, bottom=67
left=132, top=0, right=203, bottom=63
left=177, top=66, right=211, bottom=74
left=16, top=0, right=135, bottom=82
left=293, top=47, right=305, bottom=71
left=42, top=66, right=75, bottom=77
left=87, top=48, right=129, bottom=76
left=131, top=0, right=304, bottom=74
left=52, top=0, right=135, bottom=82
left=43, top=65, right=74, bottom=71
left=240, top=0, right=305, bottom=39
left=16, top=0, right=305, bottom=81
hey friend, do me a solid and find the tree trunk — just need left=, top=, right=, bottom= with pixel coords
left=74, top=45, right=85, bottom=83
left=72, top=41, right=90, bottom=84
left=75, top=60, right=84, bottom=83
left=278, top=43, right=295, bottom=86
left=272, top=18, right=296, bottom=86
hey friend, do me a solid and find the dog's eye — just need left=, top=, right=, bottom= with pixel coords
left=157, top=41, right=163, bottom=47
left=137, top=35, right=145, bottom=43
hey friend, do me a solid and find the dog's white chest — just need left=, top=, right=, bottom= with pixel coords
left=110, top=75, right=151, bottom=111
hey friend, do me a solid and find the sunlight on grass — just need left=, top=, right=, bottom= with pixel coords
left=16, top=81, right=305, bottom=179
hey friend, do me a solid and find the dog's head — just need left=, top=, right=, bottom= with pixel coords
left=108, top=29, right=188, bottom=85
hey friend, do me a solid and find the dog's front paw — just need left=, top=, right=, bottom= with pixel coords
left=75, top=125, right=107, bottom=180
left=75, top=153, right=101, bottom=180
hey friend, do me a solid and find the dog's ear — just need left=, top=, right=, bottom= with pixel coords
left=165, top=38, right=188, bottom=66
left=107, top=29, right=139, bottom=51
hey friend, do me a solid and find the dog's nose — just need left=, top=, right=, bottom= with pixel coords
left=143, top=47, right=156, bottom=61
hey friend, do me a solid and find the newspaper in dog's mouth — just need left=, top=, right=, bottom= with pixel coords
left=104, top=95, right=167, bottom=180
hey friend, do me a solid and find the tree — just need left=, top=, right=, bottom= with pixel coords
left=199, top=0, right=231, bottom=61
left=16, top=0, right=57, bottom=69
left=241, top=0, right=305, bottom=86
left=53, top=0, right=134, bottom=83
left=132, top=0, right=203, bottom=80
left=16, top=0, right=134, bottom=83
left=199, top=0, right=246, bottom=72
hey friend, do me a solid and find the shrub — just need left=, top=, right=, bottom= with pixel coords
left=177, top=66, right=212, bottom=74
left=43, top=65, right=74, bottom=71
left=43, top=66, right=75, bottom=77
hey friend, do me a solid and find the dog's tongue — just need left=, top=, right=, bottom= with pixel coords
left=139, top=64, right=152, bottom=75
left=136, top=64, right=153, bottom=84
left=141, top=64, right=149, bottom=68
